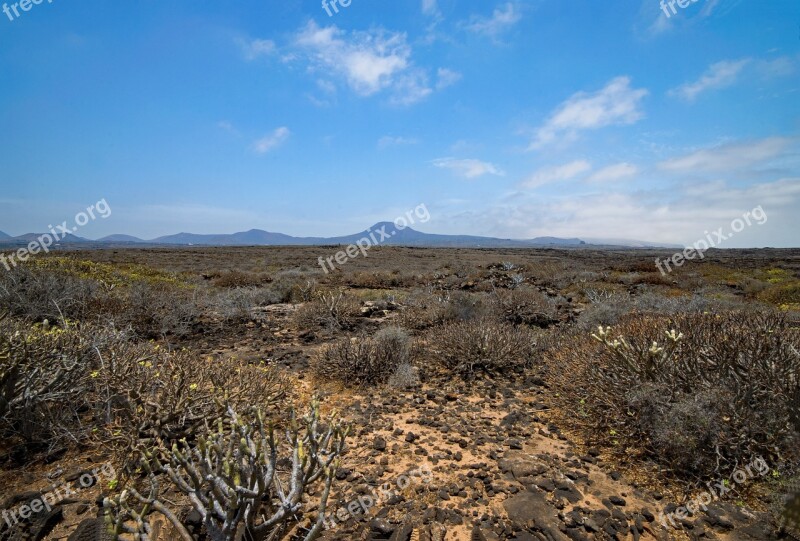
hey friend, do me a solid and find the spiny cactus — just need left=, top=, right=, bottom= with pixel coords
left=110, top=400, right=348, bottom=541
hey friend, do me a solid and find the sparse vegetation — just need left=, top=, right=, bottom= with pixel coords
left=0, top=246, right=798, bottom=540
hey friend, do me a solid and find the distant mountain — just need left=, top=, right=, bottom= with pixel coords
left=0, top=231, right=9, bottom=240
left=321, top=222, right=586, bottom=248
left=0, top=223, right=675, bottom=249
left=0, top=233, right=88, bottom=244
left=97, top=234, right=145, bottom=243
left=152, top=229, right=300, bottom=246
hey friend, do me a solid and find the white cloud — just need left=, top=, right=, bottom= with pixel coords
left=252, top=127, right=290, bottom=154
left=669, top=59, right=751, bottom=101
left=422, top=0, right=439, bottom=16
left=658, top=137, right=793, bottom=173
left=389, top=69, right=433, bottom=106
left=378, top=135, right=419, bottom=148
left=530, top=77, right=648, bottom=149
left=432, top=157, right=505, bottom=179
left=586, top=162, right=638, bottom=183
left=436, top=176, right=800, bottom=247
left=522, top=160, right=591, bottom=188
left=239, top=38, right=276, bottom=61
left=436, top=68, right=462, bottom=90
left=465, top=3, right=522, bottom=37
left=293, top=21, right=437, bottom=106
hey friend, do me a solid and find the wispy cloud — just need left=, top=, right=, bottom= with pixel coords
left=587, top=162, right=638, bottom=183
left=658, top=137, right=793, bottom=173
left=422, top=0, right=439, bottom=17
left=465, top=3, right=522, bottom=38
left=436, top=68, right=462, bottom=90
left=530, top=77, right=648, bottom=149
left=252, top=127, right=290, bottom=154
left=217, top=121, right=241, bottom=137
left=432, top=157, right=505, bottom=179
left=669, top=59, right=751, bottom=101
left=522, top=160, right=591, bottom=188
left=239, top=38, right=276, bottom=61
left=378, top=135, right=419, bottom=148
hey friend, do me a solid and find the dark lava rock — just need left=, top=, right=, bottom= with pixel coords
left=503, top=489, right=569, bottom=540
left=609, top=495, right=627, bottom=507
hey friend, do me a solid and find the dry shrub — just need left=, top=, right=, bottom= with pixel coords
left=491, top=287, right=558, bottom=327
left=121, top=282, right=201, bottom=338
left=264, top=273, right=317, bottom=304
left=613, top=260, right=662, bottom=273
left=349, top=271, right=412, bottom=289
left=0, top=316, right=93, bottom=455
left=399, top=290, right=489, bottom=330
left=0, top=265, right=101, bottom=322
left=294, top=290, right=361, bottom=330
left=212, top=270, right=269, bottom=288
left=387, top=362, right=421, bottom=389
left=92, top=338, right=289, bottom=470
left=206, top=287, right=279, bottom=321
left=0, top=313, right=289, bottom=466
left=760, top=282, right=800, bottom=306
left=430, top=319, right=538, bottom=377
left=547, top=311, right=800, bottom=479
left=312, top=327, right=414, bottom=386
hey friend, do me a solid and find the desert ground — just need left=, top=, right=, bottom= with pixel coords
left=1, top=246, right=799, bottom=541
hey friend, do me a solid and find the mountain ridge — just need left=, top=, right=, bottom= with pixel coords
left=0, top=223, right=681, bottom=249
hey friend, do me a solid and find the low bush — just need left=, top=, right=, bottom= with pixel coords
left=211, top=270, right=270, bottom=288
left=547, top=311, right=800, bottom=479
left=398, top=290, right=490, bottom=330
left=206, top=287, right=278, bottom=321
left=490, top=287, right=558, bottom=327
left=121, top=282, right=201, bottom=338
left=430, top=319, right=538, bottom=377
left=294, top=290, right=361, bottom=331
left=0, top=315, right=92, bottom=454
left=0, top=265, right=101, bottom=322
left=312, top=327, right=414, bottom=386
left=0, top=313, right=289, bottom=466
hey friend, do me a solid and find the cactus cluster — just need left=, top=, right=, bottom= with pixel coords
left=107, top=400, right=348, bottom=541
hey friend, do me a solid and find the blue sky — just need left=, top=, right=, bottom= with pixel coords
left=1, top=0, right=799, bottom=246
